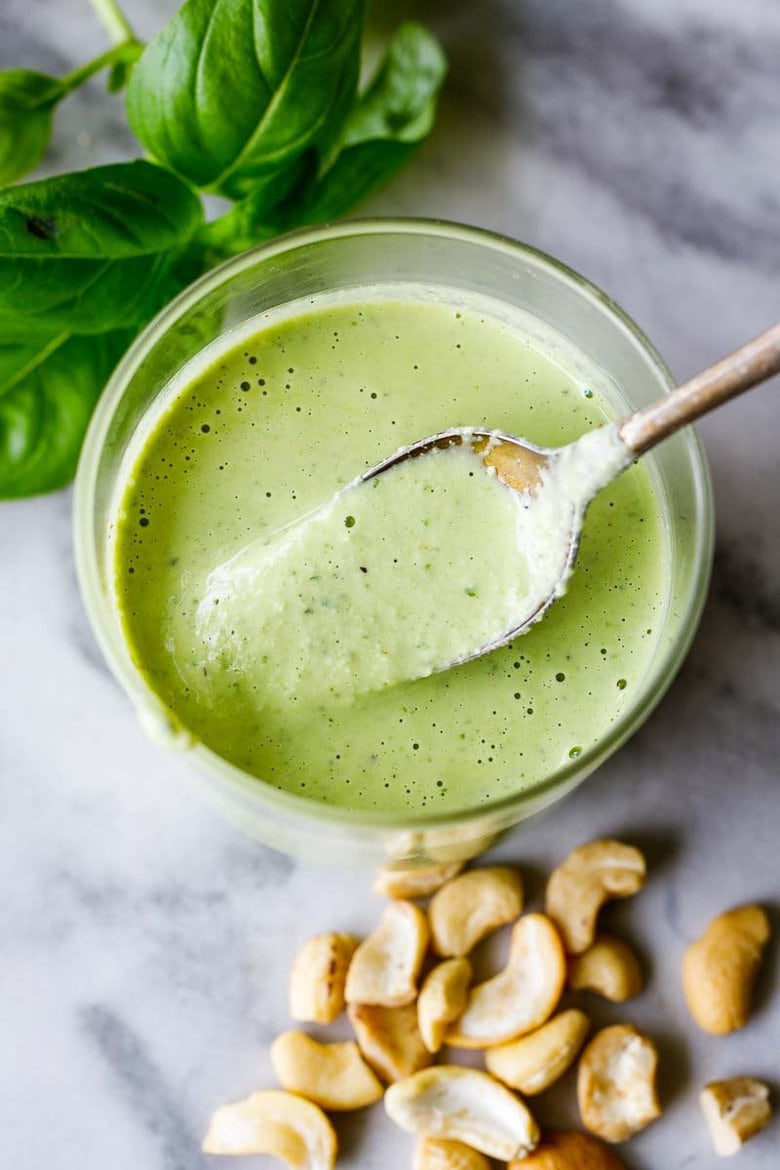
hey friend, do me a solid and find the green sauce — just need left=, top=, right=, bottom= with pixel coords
left=113, top=293, right=667, bottom=814
left=194, top=443, right=544, bottom=707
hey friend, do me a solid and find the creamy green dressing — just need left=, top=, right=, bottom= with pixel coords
left=196, top=444, right=533, bottom=705
left=113, top=293, right=668, bottom=814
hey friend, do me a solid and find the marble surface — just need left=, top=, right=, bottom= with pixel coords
left=1, top=1, right=778, bottom=1167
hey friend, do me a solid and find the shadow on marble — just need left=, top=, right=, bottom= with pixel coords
left=752, top=901, right=778, bottom=1024
left=653, top=1025, right=693, bottom=1115
left=331, top=1104, right=377, bottom=1164
left=510, top=858, right=549, bottom=908
left=608, top=826, right=683, bottom=881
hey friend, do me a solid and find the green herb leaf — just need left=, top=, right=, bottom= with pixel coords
left=0, top=70, right=64, bottom=187
left=343, top=23, right=448, bottom=150
left=200, top=22, right=447, bottom=257
left=0, top=160, right=203, bottom=336
left=0, top=160, right=203, bottom=497
left=197, top=153, right=316, bottom=259
left=0, top=7, right=447, bottom=499
left=127, top=0, right=364, bottom=199
left=107, top=58, right=134, bottom=93
left=270, top=22, right=446, bottom=227
left=0, top=330, right=133, bottom=498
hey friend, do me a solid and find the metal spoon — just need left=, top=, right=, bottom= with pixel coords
left=363, top=319, right=780, bottom=663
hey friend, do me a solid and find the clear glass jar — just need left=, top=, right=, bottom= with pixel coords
left=74, top=220, right=713, bottom=867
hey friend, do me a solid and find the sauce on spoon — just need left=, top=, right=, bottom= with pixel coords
left=195, top=426, right=630, bottom=705
left=196, top=315, right=779, bottom=705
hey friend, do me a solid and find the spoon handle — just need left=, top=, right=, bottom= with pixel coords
left=619, top=320, right=780, bottom=455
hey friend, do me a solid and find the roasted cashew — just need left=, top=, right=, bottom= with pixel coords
left=486, top=1009, right=590, bottom=1095
left=508, top=1129, right=627, bottom=1169
left=577, top=1024, right=661, bottom=1142
left=682, top=904, right=770, bottom=1034
left=699, top=1077, right=772, bottom=1156
left=374, top=862, right=464, bottom=900
left=414, top=1136, right=491, bottom=1170
left=384, top=827, right=498, bottom=866
left=545, top=840, right=646, bottom=955
left=446, top=914, right=565, bottom=1049
left=202, top=1089, right=337, bottom=1169
left=385, top=1065, right=540, bottom=1161
left=568, top=934, right=643, bottom=1002
left=348, top=1001, right=433, bottom=1082
left=429, top=866, right=523, bottom=957
left=345, top=900, right=429, bottom=1006
left=418, top=957, right=472, bottom=1053
left=289, top=932, right=358, bottom=1024
left=270, top=1031, right=383, bottom=1111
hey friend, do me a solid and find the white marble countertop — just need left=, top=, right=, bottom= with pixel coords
left=1, top=1, right=778, bottom=1167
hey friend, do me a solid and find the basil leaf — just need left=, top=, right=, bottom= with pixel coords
left=200, top=22, right=447, bottom=256
left=256, top=21, right=446, bottom=234
left=291, top=22, right=447, bottom=224
left=342, top=23, right=447, bottom=150
left=0, top=330, right=132, bottom=498
left=126, top=0, right=364, bottom=199
left=197, top=152, right=316, bottom=259
left=0, top=161, right=204, bottom=497
left=0, top=70, right=64, bottom=187
left=0, top=160, right=203, bottom=335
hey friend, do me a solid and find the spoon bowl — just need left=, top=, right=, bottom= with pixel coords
left=360, top=317, right=780, bottom=672
left=362, top=427, right=581, bottom=660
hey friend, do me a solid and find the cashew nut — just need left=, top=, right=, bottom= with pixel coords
left=348, top=1001, right=433, bottom=1082
left=270, top=1031, right=383, bottom=1111
left=289, top=932, right=359, bottom=1024
left=682, top=904, right=770, bottom=1035
left=429, top=866, right=523, bottom=957
left=414, top=1136, right=491, bottom=1170
left=545, top=841, right=646, bottom=955
left=699, top=1077, right=772, bottom=1157
left=202, top=1089, right=337, bottom=1169
left=418, top=958, right=473, bottom=1053
left=385, top=1065, right=540, bottom=1160
left=384, top=827, right=498, bottom=866
left=345, top=900, right=429, bottom=1006
left=508, top=1129, right=627, bottom=1169
left=577, top=1024, right=661, bottom=1142
left=374, top=863, right=464, bottom=900
left=486, top=1009, right=590, bottom=1095
left=568, top=935, right=643, bottom=1002
left=446, top=914, right=565, bottom=1049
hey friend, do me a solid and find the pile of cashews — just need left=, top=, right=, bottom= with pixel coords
left=202, top=840, right=773, bottom=1168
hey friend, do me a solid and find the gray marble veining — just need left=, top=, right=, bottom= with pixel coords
left=1, top=1, right=778, bottom=1167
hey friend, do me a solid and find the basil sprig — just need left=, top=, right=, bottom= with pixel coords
left=0, top=0, right=446, bottom=498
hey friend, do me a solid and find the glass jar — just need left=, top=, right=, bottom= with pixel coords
left=74, top=220, right=713, bottom=867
